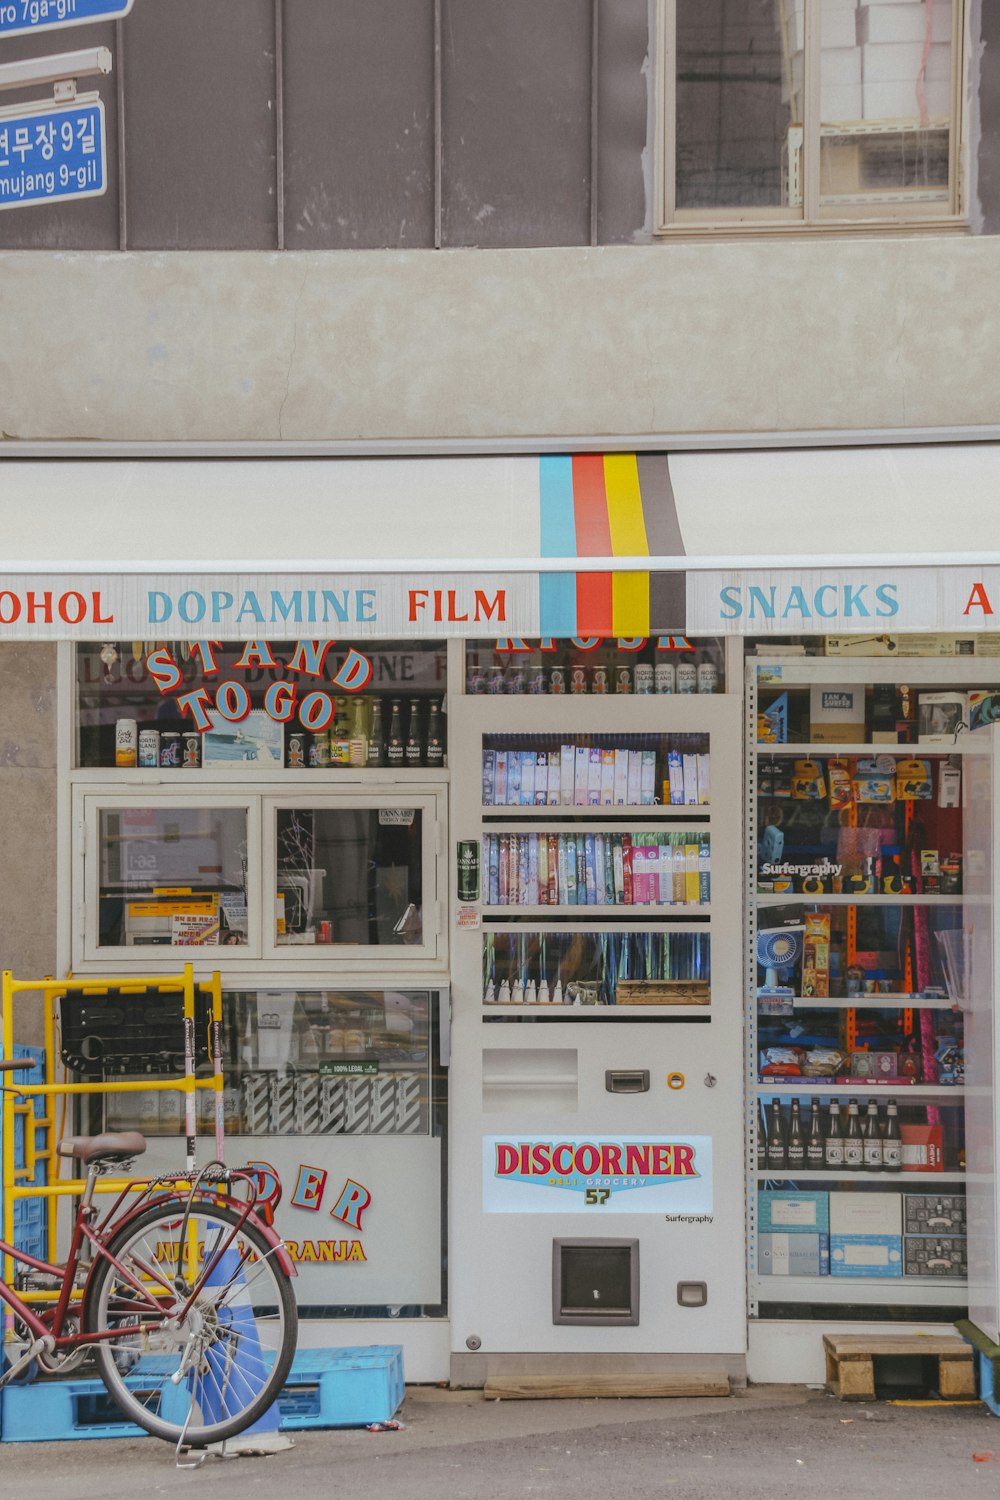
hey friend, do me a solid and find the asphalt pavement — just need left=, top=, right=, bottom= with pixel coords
left=2, top=1385, right=1000, bottom=1499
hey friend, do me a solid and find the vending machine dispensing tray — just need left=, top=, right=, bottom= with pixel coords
left=59, top=986, right=213, bottom=1074
left=616, top=981, right=711, bottom=1006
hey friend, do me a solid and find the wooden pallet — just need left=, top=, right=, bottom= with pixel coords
left=483, top=1373, right=730, bottom=1401
left=823, top=1333, right=976, bottom=1401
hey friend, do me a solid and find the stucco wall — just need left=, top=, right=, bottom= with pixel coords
left=0, top=238, right=998, bottom=444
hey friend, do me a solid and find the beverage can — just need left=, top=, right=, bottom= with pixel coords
left=591, top=666, right=609, bottom=695
left=487, top=665, right=505, bottom=694
left=507, top=663, right=526, bottom=694
left=467, top=665, right=486, bottom=694
left=569, top=665, right=588, bottom=694
left=159, top=732, right=180, bottom=767
left=317, top=920, right=332, bottom=943
left=138, top=729, right=160, bottom=767
left=182, top=732, right=201, bottom=768
left=457, top=840, right=481, bottom=902
left=115, top=719, right=137, bottom=767
left=287, top=732, right=306, bottom=768
left=654, top=663, right=675, bottom=694
left=529, top=667, right=547, bottom=694
left=676, top=662, right=697, bottom=694
left=614, top=666, right=632, bottom=694
left=549, top=666, right=566, bottom=695
left=310, top=733, right=331, bottom=767
left=634, top=663, right=654, bottom=695
left=697, top=661, right=719, bottom=694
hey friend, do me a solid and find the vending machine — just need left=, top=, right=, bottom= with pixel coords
left=448, top=684, right=747, bottom=1382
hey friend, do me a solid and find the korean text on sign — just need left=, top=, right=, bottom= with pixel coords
left=0, top=100, right=106, bottom=210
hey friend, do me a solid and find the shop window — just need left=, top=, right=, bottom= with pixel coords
left=656, top=0, right=966, bottom=233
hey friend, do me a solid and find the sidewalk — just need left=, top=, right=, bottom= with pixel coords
left=1, top=1384, right=998, bottom=1499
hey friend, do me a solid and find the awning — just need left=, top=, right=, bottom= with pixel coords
left=0, top=446, right=998, bottom=639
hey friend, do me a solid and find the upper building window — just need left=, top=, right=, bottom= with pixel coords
left=656, top=0, right=966, bottom=232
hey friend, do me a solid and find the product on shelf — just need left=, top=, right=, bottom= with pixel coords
left=757, top=1097, right=954, bottom=1175
left=482, top=831, right=710, bottom=907
left=465, top=638, right=725, bottom=696
left=481, top=734, right=709, bottom=808
left=482, top=929, right=711, bottom=1007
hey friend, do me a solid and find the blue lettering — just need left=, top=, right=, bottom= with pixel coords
left=147, top=590, right=172, bottom=624
left=211, top=591, right=234, bottom=621
left=356, top=590, right=377, bottom=623
left=718, top=587, right=742, bottom=621
left=875, top=583, right=899, bottom=617
left=748, top=586, right=777, bottom=619
left=322, top=590, right=350, bottom=623
left=177, top=591, right=206, bottom=624
left=814, top=584, right=837, bottom=618
left=781, top=586, right=812, bottom=620
left=270, top=591, right=303, bottom=623
left=236, top=591, right=265, bottom=624
left=844, top=584, right=870, bottom=618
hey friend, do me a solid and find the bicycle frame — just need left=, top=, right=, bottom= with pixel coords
left=0, top=1168, right=294, bottom=1361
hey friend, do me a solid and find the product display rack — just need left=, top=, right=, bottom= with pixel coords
left=746, top=656, right=981, bottom=1320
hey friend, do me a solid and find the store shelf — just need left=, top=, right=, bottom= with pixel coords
left=754, top=1083, right=965, bottom=1098
left=785, top=995, right=961, bottom=1011
left=484, top=905, right=713, bottom=919
left=70, top=767, right=451, bottom=785
left=750, top=1277, right=967, bottom=1307
left=754, top=743, right=975, bottom=757
left=752, top=893, right=962, bottom=907
left=755, top=1170, right=966, bottom=1184
left=482, top=804, right=710, bottom=819
left=482, top=1003, right=711, bottom=1018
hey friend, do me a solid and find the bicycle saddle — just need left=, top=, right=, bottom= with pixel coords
left=57, top=1133, right=147, bottom=1164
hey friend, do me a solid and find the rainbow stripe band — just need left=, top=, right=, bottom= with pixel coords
left=539, top=454, right=679, bottom=637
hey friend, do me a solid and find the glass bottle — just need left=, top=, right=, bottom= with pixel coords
left=806, top=1099, right=825, bottom=1169
left=756, top=1099, right=768, bottom=1171
left=786, top=1098, right=806, bottom=1171
left=844, top=1098, right=863, bottom=1171
left=348, top=696, right=368, bottom=767
left=824, top=1100, right=844, bottom=1170
left=766, top=1097, right=787, bottom=1172
left=367, top=698, right=386, bottom=767
left=862, top=1099, right=883, bottom=1172
left=425, top=699, right=445, bottom=768
left=330, top=696, right=351, bottom=765
left=405, top=698, right=423, bottom=768
left=883, top=1100, right=902, bottom=1172
left=386, top=699, right=405, bottom=767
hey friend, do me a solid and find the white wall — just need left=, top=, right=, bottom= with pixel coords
left=0, top=237, right=996, bottom=445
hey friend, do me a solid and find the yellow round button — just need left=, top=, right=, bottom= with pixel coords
left=667, top=1071, right=685, bottom=1090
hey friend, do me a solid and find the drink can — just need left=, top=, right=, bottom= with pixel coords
left=317, top=919, right=332, bottom=943
left=310, top=733, right=330, bottom=767
left=467, top=665, right=486, bottom=694
left=138, top=729, right=160, bottom=767
left=655, top=662, right=676, bottom=694
left=569, top=665, right=588, bottom=694
left=457, top=839, right=481, bottom=902
left=182, top=732, right=201, bottom=768
left=529, top=666, right=548, bottom=694
left=591, top=665, right=609, bottom=695
left=697, top=661, right=719, bottom=694
left=159, top=732, right=180, bottom=767
left=115, top=719, right=137, bottom=768
left=634, top=663, right=654, bottom=695
left=676, top=662, right=697, bottom=694
left=549, top=666, right=567, bottom=695
left=614, top=665, right=632, bottom=694
left=287, top=732, right=306, bottom=768
left=507, top=663, right=526, bottom=694
left=487, top=665, right=505, bottom=694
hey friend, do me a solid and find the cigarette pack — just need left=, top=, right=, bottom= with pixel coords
left=534, top=749, right=549, bottom=805
left=575, top=747, right=589, bottom=806
left=537, top=833, right=548, bottom=902
left=589, top=746, right=603, bottom=805
left=520, top=750, right=536, bottom=806
left=641, top=749, right=656, bottom=806
left=699, top=839, right=711, bottom=904
left=495, top=750, right=507, bottom=805
left=482, top=750, right=496, bottom=806
left=683, top=754, right=699, bottom=805
left=627, top=750, right=642, bottom=806
left=527, top=833, right=538, bottom=904
left=584, top=835, right=597, bottom=905
left=600, top=748, right=615, bottom=805
left=507, top=751, right=522, bottom=805
left=685, top=843, right=700, bottom=904
left=668, top=750, right=684, bottom=805
left=614, top=749, right=630, bottom=806
left=560, top=745, right=575, bottom=805
left=696, top=752, right=710, bottom=805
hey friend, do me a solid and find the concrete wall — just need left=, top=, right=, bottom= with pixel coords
left=0, top=645, right=57, bottom=1047
left=0, top=236, right=997, bottom=444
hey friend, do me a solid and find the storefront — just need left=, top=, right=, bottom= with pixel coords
left=2, top=444, right=998, bottom=1386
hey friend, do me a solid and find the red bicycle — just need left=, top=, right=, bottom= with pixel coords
left=0, top=1058, right=298, bottom=1450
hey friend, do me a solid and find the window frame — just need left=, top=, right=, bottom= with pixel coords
left=655, top=0, right=969, bottom=236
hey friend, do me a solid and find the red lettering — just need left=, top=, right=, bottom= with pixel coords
left=575, top=1143, right=600, bottom=1175
left=26, top=591, right=52, bottom=624
left=600, top=1144, right=623, bottom=1175
left=474, top=589, right=505, bottom=623
left=624, top=1144, right=650, bottom=1175
left=92, top=591, right=114, bottom=625
left=964, top=583, right=994, bottom=616
left=495, top=1144, right=520, bottom=1176
left=531, top=1142, right=551, bottom=1175
left=447, top=589, right=469, bottom=622
left=650, top=1145, right=671, bottom=1175
left=0, top=593, right=21, bottom=623
left=673, top=1144, right=696, bottom=1177
left=57, top=591, right=86, bottom=624
left=408, top=591, right=429, bottom=622
left=551, top=1143, right=574, bottom=1175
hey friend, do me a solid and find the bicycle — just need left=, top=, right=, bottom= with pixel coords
left=0, top=1058, right=298, bottom=1453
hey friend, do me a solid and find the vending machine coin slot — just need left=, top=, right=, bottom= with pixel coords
left=604, top=1069, right=650, bottom=1094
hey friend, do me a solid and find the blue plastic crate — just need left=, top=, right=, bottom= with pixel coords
left=1, top=1045, right=47, bottom=1260
left=977, top=1350, right=1000, bottom=1417
left=0, top=1345, right=405, bottom=1441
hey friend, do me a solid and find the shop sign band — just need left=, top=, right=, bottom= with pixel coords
left=483, top=1135, right=713, bottom=1214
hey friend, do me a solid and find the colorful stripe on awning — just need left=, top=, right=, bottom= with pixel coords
left=539, top=454, right=685, bottom=637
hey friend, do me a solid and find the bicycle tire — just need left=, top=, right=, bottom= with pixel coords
left=84, top=1199, right=297, bottom=1447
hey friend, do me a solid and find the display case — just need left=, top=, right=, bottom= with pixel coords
left=449, top=681, right=748, bottom=1362
left=746, top=657, right=981, bottom=1320
left=72, top=787, right=447, bottom=970
left=97, top=985, right=448, bottom=1317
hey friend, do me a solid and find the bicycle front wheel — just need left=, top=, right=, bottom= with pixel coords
left=85, top=1200, right=297, bottom=1447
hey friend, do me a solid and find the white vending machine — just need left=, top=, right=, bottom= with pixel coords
left=448, top=690, right=747, bottom=1385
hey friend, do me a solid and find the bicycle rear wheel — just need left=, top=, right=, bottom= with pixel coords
left=84, top=1200, right=297, bottom=1447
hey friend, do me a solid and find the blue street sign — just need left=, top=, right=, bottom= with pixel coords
left=0, top=0, right=133, bottom=38
left=0, top=97, right=106, bottom=209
